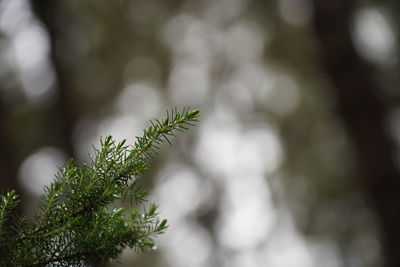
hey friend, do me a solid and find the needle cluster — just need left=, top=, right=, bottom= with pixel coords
left=0, top=108, right=199, bottom=266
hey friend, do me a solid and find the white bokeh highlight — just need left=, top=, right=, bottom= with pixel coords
left=1, top=0, right=55, bottom=105
left=352, top=7, right=397, bottom=65
left=19, top=147, right=67, bottom=195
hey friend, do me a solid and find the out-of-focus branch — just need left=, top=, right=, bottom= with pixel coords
left=311, top=1, right=400, bottom=266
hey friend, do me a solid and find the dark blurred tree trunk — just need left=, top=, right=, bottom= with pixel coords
left=0, top=103, right=23, bottom=213
left=30, top=0, right=76, bottom=158
left=312, top=1, right=400, bottom=266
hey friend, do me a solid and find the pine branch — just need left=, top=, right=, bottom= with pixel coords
left=0, top=190, right=19, bottom=240
left=0, top=108, right=199, bottom=266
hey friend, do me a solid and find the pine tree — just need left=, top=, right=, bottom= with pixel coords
left=0, top=108, right=200, bottom=266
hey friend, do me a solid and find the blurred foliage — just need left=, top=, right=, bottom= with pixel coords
left=0, top=0, right=399, bottom=266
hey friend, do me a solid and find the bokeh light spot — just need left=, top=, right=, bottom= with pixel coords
left=19, top=147, right=67, bottom=195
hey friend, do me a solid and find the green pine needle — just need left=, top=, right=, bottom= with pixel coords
left=0, top=108, right=199, bottom=266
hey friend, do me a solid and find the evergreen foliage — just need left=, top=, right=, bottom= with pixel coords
left=0, top=108, right=200, bottom=266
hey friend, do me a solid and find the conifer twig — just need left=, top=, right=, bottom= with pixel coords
left=0, top=108, right=199, bottom=266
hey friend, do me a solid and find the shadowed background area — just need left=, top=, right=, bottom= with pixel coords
left=0, top=0, right=400, bottom=266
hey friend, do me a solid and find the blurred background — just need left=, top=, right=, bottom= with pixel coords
left=1, top=0, right=400, bottom=266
